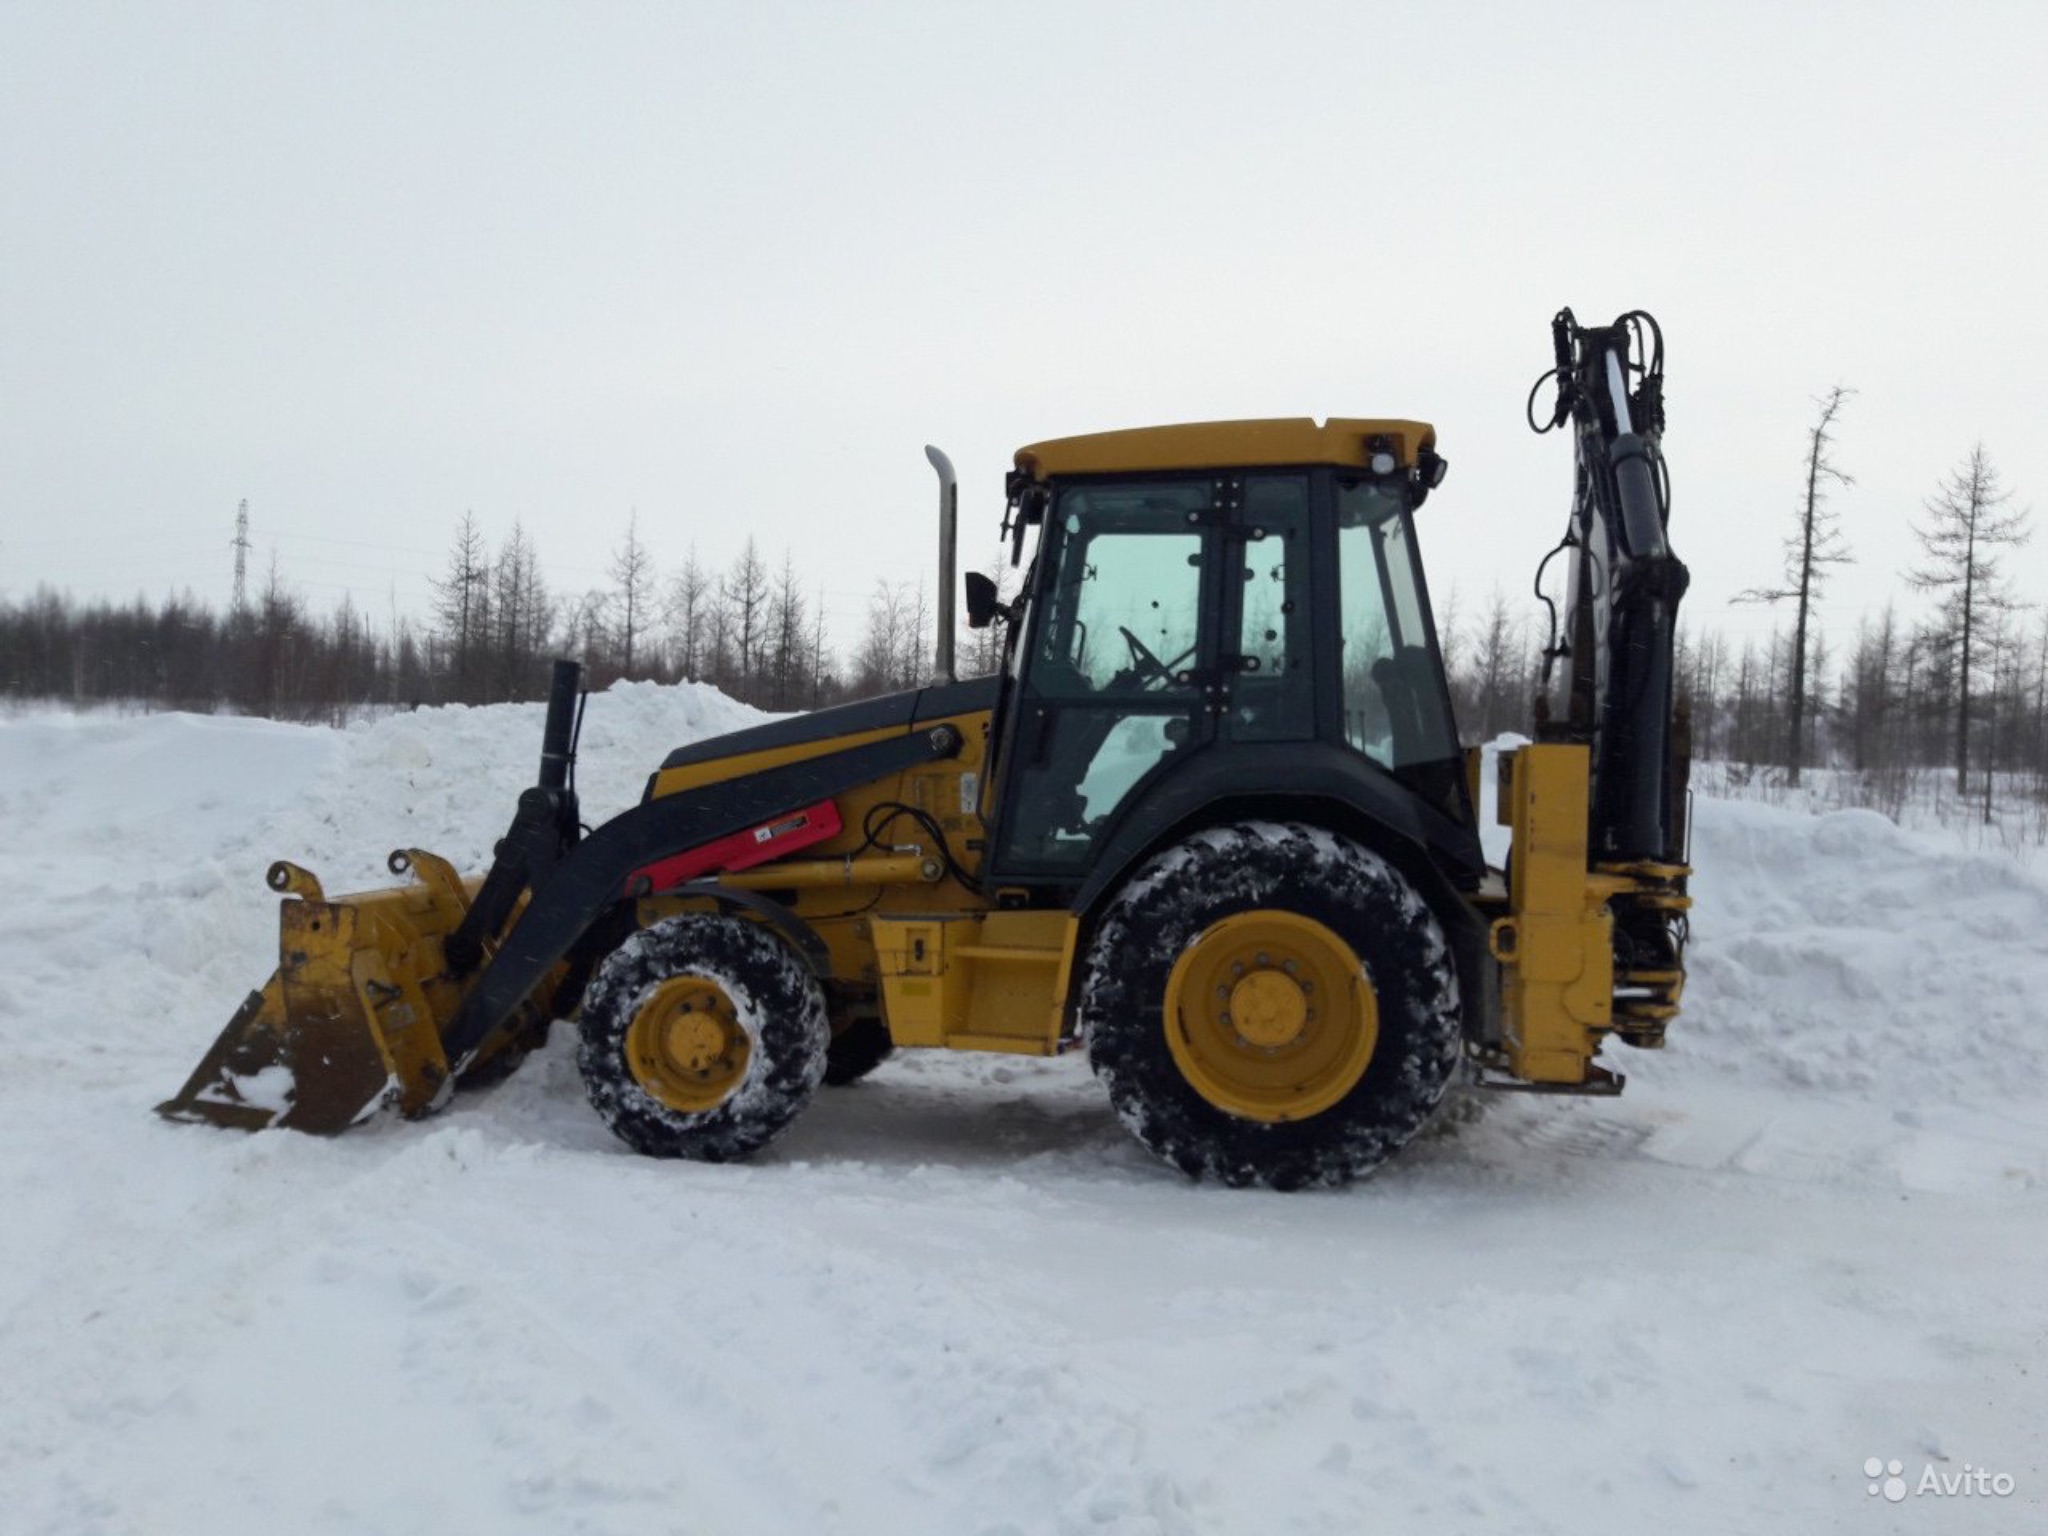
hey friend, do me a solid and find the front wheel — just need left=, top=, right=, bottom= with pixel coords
left=577, top=914, right=828, bottom=1161
left=1080, top=821, right=1463, bottom=1189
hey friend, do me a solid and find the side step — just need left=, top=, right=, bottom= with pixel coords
left=870, top=911, right=1080, bottom=1055
left=1468, top=1063, right=1626, bottom=1096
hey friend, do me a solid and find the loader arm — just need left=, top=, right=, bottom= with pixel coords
left=444, top=658, right=587, bottom=974
left=437, top=722, right=965, bottom=1070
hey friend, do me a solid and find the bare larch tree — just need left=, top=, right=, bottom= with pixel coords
left=1737, top=386, right=1855, bottom=786
left=1907, top=443, right=2032, bottom=794
left=724, top=538, right=770, bottom=696
left=665, top=546, right=711, bottom=682
left=608, top=510, right=656, bottom=679
left=430, top=511, right=491, bottom=703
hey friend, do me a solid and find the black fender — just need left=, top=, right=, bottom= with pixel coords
left=651, top=675, right=998, bottom=784
left=1067, top=741, right=1495, bottom=1043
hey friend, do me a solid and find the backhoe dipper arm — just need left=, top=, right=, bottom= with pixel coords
left=1536, top=309, right=1690, bottom=865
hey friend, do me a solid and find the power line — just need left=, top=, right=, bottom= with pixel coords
left=267, top=528, right=450, bottom=559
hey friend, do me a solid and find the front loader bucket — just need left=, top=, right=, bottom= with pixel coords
left=159, top=853, right=499, bottom=1135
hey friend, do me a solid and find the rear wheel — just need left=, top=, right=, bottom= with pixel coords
left=577, top=914, right=828, bottom=1161
left=1081, top=821, right=1462, bottom=1189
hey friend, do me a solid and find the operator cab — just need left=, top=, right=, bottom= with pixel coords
left=986, top=418, right=1477, bottom=889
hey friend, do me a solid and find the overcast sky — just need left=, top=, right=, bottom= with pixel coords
left=4, top=0, right=2044, bottom=661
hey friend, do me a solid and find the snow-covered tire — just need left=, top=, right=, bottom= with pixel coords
left=1081, top=821, right=1462, bottom=1189
left=824, top=1016, right=895, bottom=1087
left=577, top=914, right=828, bottom=1161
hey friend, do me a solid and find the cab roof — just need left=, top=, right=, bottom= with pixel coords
left=1012, top=417, right=1437, bottom=481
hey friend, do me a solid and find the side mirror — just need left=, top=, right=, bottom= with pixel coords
left=964, top=571, right=1000, bottom=629
left=1411, top=446, right=1449, bottom=509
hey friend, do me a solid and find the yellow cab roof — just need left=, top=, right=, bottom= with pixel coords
left=1013, top=418, right=1436, bottom=481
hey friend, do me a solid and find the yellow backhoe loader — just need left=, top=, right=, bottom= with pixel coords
left=161, top=308, right=1691, bottom=1187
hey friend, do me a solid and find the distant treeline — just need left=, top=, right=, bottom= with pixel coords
left=0, top=514, right=1005, bottom=722
left=1434, top=584, right=2048, bottom=815
left=1438, top=429, right=2045, bottom=813
left=8, top=571, right=2042, bottom=801
left=4, top=431, right=2040, bottom=812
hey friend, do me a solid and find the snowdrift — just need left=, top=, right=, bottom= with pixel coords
left=1, top=689, right=2042, bottom=1535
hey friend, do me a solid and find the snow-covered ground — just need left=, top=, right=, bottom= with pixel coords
left=2, top=687, right=2043, bottom=1535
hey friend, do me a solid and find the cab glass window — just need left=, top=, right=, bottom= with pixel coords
left=1337, top=480, right=1456, bottom=768
left=1031, top=483, right=1208, bottom=696
left=1229, top=475, right=1313, bottom=742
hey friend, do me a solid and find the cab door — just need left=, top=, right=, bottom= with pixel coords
left=989, top=478, right=1219, bottom=878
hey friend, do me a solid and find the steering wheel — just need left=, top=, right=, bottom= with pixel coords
left=1118, top=625, right=1169, bottom=683
left=1116, top=626, right=1195, bottom=690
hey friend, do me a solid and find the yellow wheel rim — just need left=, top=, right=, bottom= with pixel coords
left=623, top=973, right=750, bottom=1113
left=1162, top=910, right=1377, bottom=1123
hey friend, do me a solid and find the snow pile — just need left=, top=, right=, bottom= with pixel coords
left=1675, top=800, right=2048, bottom=1104
left=245, top=679, right=772, bottom=889
left=1690, top=759, right=2048, bottom=867
left=1, top=693, right=2043, bottom=1534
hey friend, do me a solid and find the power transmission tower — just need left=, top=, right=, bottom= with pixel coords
left=231, top=500, right=251, bottom=613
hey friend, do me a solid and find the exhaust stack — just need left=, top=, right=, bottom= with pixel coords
left=926, top=444, right=957, bottom=683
